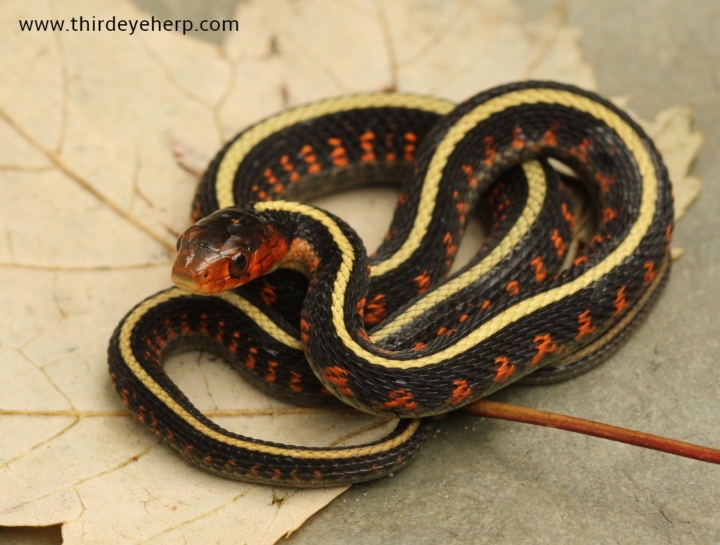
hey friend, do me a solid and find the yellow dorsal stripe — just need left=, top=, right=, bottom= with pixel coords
left=370, top=160, right=547, bottom=341
left=214, top=93, right=454, bottom=279
left=261, top=88, right=658, bottom=370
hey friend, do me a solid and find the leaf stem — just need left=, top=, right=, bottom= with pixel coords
left=461, top=400, right=720, bottom=464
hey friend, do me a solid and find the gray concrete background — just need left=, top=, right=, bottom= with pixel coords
left=2, top=0, right=718, bottom=543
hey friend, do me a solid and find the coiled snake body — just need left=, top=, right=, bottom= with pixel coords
left=108, top=81, right=673, bottom=487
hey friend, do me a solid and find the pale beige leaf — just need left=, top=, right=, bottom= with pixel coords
left=0, top=0, right=702, bottom=544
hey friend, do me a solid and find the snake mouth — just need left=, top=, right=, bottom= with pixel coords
left=170, top=266, right=203, bottom=293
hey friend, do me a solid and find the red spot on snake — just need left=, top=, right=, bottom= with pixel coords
left=265, top=360, right=278, bottom=383
left=576, top=310, right=597, bottom=339
left=505, top=280, right=520, bottom=296
left=459, top=314, right=468, bottom=323
left=289, top=371, right=303, bottom=392
left=643, top=261, right=656, bottom=286
left=327, top=137, right=349, bottom=167
left=378, top=389, right=419, bottom=411
left=481, top=299, right=491, bottom=310
left=532, top=334, right=559, bottom=366
left=461, top=164, right=479, bottom=188
left=483, top=136, right=497, bottom=166
left=364, top=294, right=387, bottom=325
left=541, top=121, right=560, bottom=146
left=404, top=132, right=417, bottom=161
left=203, top=455, right=212, bottom=464
left=263, top=167, right=277, bottom=185
left=561, top=202, right=575, bottom=230
left=245, top=353, right=255, bottom=370
left=597, top=173, right=615, bottom=192
left=551, top=229, right=566, bottom=257
left=300, top=144, right=321, bottom=174
left=413, top=341, right=425, bottom=351
left=260, top=282, right=277, bottom=306
left=493, top=356, right=516, bottom=383
left=324, top=366, right=353, bottom=396
left=570, top=137, right=592, bottom=162
left=614, top=286, right=628, bottom=316
left=530, top=256, right=547, bottom=283
left=360, top=131, right=376, bottom=163
left=573, top=255, right=587, bottom=266
left=603, top=207, right=618, bottom=223
left=414, top=270, right=431, bottom=293
left=446, top=379, right=472, bottom=405
left=300, top=318, right=310, bottom=344
left=512, top=126, right=525, bottom=149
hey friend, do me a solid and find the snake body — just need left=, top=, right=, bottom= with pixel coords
left=108, top=81, right=673, bottom=487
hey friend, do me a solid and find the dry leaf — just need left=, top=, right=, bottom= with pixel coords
left=0, top=0, right=702, bottom=544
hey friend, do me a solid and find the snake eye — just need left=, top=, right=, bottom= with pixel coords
left=228, top=252, right=249, bottom=278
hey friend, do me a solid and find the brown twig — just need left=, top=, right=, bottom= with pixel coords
left=461, top=400, right=720, bottom=464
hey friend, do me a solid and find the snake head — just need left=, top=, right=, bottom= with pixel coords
left=172, top=207, right=289, bottom=295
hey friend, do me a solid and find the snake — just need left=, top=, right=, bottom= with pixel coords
left=108, top=81, right=674, bottom=487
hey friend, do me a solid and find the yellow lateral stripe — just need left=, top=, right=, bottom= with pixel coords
left=369, top=160, right=546, bottom=342
left=261, top=88, right=658, bottom=370
left=118, top=288, right=421, bottom=458
left=215, top=93, right=455, bottom=209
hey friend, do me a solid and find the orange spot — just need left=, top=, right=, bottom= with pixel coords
left=443, top=231, right=457, bottom=263
left=437, top=326, right=448, bottom=336
left=530, top=256, right=547, bottom=283
left=265, top=360, right=278, bottom=382
left=364, top=294, right=387, bottom=325
left=378, top=389, right=419, bottom=411
left=414, top=270, right=431, bottom=293
left=203, top=455, right=212, bottom=464
left=483, top=136, right=497, bottom=166
left=511, top=125, right=525, bottom=149
left=505, top=280, right=520, bottom=296
left=300, top=144, right=321, bottom=174
left=493, top=356, right=515, bottom=383
left=602, top=207, right=618, bottom=223
left=461, top=164, right=479, bottom=188
left=551, top=229, right=566, bottom=257
left=245, top=354, right=255, bottom=371
left=413, top=341, right=425, bottom=351
left=356, top=297, right=366, bottom=318
left=665, top=225, right=673, bottom=244
left=323, top=366, right=353, bottom=396
left=459, top=314, right=468, bottom=323
left=613, top=286, right=627, bottom=316
left=541, top=121, right=560, bottom=146
left=597, top=173, right=615, bottom=192
left=531, top=333, right=558, bottom=366
left=576, top=310, right=597, bottom=339
left=643, top=261, right=655, bottom=286
left=263, top=167, right=277, bottom=185
left=403, top=132, right=417, bottom=161
left=300, top=318, right=310, bottom=344
left=289, top=371, right=303, bottom=393
left=561, top=202, right=575, bottom=230
left=360, top=131, right=376, bottom=163
left=481, top=299, right=491, bottom=310
left=260, top=282, right=277, bottom=306
left=570, top=137, right=592, bottom=162
left=446, top=379, right=472, bottom=405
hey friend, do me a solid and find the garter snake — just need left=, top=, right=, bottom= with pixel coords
left=108, top=81, right=673, bottom=487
